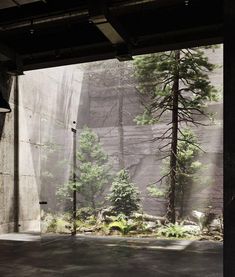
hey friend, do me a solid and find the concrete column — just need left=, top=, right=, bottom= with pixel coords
left=224, top=0, right=235, bottom=275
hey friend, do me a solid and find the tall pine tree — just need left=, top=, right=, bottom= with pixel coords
left=133, top=47, right=219, bottom=223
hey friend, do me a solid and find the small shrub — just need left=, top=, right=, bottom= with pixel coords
left=157, top=222, right=188, bottom=238
left=108, top=214, right=137, bottom=235
left=147, top=184, right=166, bottom=198
left=47, top=217, right=57, bottom=233
left=42, top=213, right=70, bottom=234
left=56, top=127, right=112, bottom=210
left=108, top=169, right=140, bottom=216
left=76, top=207, right=94, bottom=221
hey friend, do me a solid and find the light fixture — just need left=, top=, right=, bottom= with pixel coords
left=0, top=94, right=11, bottom=113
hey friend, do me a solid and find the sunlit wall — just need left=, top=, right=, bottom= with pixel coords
left=0, top=45, right=223, bottom=234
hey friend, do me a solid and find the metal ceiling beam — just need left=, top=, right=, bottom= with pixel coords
left=5, top=21, right=221, bottom=72
left=0, top=0, right=221, bottom=31
left=0, top=0, right=160, bottom=30
left=88, top=0, right=133, bottom=61
left=0, top=0, right=223, bottom=70
left=0, top=9, right=88, bottom=31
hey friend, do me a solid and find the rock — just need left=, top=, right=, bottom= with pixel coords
left=183, top=225, right=200, bottom=235
left=76, top=207, right=94, bottom=221
left=103, top=215, right=116, bottom=223
left=131, top=213, right=166, bottom=224
left=97, top=206, right=116, bottom=223
left=182, top=220, right=198, bottom=226
left=79, top=226, right=96, bottom=233
left=127, top=219, right=134, bottom=225
left=84, top=232, right=93, bottom=235
left=199, top=235, right=212, bottom=241
left=213, top=235, right=223, bottom=241
left=144, top=221, right=157, bottom=232
left=210, top=219, right=222, bottom=232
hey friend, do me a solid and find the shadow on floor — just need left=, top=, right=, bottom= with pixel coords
left=0, top=234, right=223, bottom=277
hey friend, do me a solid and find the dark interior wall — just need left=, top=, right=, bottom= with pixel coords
left=0, top=72, right=15, bottom=233
left=224, top=1, right=235, bottom=275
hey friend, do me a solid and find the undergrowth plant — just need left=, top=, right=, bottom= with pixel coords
left=157, top=222, right=188, bottom=238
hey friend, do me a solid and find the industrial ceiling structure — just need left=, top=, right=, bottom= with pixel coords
left=0, top=0, right=223, bottom=73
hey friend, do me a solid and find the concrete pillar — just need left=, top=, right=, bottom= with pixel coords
left=224, top=0, right=235, bottom=275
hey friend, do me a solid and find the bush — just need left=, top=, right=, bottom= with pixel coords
left=41, top=213, right=70, bottom=234
left=108, top=169, right=140, bottom=216
left=56, top=127, right=112, bottom=210
left=76, top=207, right=94, bottom=221
left=108, top=214, right=137, bottom=235
left=157, top=222, right=188, bottom=238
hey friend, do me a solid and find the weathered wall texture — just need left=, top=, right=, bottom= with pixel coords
left=0, top=65, right=84, bottom=233
left=18, top=65, right=84, bottom=227
left=77, top=46, right=223, bottom=216
left=0, top=46, right=223, bottom=233
left=0, top=73, right=15, bottom=233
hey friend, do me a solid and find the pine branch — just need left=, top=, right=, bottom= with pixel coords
left=178, top=117, right=208, bottom=126
left=151, top=127, right=172, bottom=142
left=155, top=154, right=171, bottom=161
left=152, top=170, right=171, bottom=185
left=177, top=138, right=205, bottom=153
left=158, top=142, right=172, bottom=151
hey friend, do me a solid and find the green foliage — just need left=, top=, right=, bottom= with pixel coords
left=177, top=129, right=202, bottom=186
left=56, top=181, right=75, bottom=202
left=134, top=110, right=157, bottom=125
left=57, top=127, right=112, bottom=210
left=46, top=216, right=57, bottom=233
left=108, top=214, right=136, bottom=235
left=42, top=213, right=70, bottom=234
left=163, top=129, right=202, bottom=217
left=76, top=207, right=94, bottom=221
left=133, top=47, right=219, bottom=223
left=108, top=169, right=140, bottom=216
left=133, top=48, right=219, bottom=125
left=147, top=184, right=166, bottom=198
left=157, top=222, right=188, bottom=238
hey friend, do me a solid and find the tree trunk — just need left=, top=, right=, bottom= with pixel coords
left=179, top=185, right=185, bottom=219
left=166, top=50, right=180, bottom=223
left=118, top=90, right=125, bottom=169
left=91, top=196, right=96, bottom=211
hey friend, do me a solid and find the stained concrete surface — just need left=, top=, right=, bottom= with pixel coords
left=0, top=234, right=222, bottom=277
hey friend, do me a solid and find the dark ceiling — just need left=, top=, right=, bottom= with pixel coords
left=0, top=0, right=223, bottom=72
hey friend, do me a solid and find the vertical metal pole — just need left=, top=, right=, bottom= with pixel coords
left=71, top=122, right=77, bottom=235
left=14, top=75, right=19, bottom=233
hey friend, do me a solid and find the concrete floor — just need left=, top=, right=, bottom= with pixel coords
left=0, top=233, right=223, bottom=277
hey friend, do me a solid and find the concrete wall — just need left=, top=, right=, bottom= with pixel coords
left=77, top=46, right=223, bottom=216
left=18, top=65, right=84, bottom=225
left=0, top=73, right=16, bottom=233
left=0, top=46, right=223, bottom=233
left=0, top=65, right=84, bottom=233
